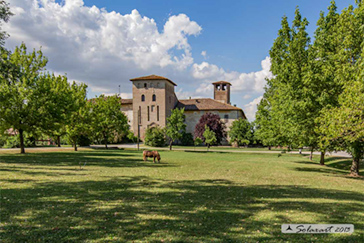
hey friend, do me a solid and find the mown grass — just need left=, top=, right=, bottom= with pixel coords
left=0, top=148, right=363, bottom=242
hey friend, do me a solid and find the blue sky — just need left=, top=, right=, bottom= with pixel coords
left=4, top=0, right=356, bottom=120
left=79, top=0, right=355, bottom=72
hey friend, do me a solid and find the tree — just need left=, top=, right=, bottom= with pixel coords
left=194, top=137, right=203, bottom=147
left=203, top=125, right=216, bottom=151
left=318, top=1, right=364, bottom=176
left=144, top=126, right=166, bottom=147
left=228, top=118, right=253, bottom=147
left=39, top=74, right=78, bottom=147
left=91, top=95, right=129, bottom=149
left=0, top=0, right=12, bottom=47
left=0, top=44, right=48, bottom=153
left=166, top=108, right=186, bottom=150
left=65, top=83, right=90, bottom=151
left=194, top=112, right=226, bottom=145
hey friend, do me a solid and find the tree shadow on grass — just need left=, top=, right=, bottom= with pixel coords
left=0, top=150, right=177, bottom=169
left=293, top=158, right=363, bottom=180
left=1, top=177, right=363, bottom=242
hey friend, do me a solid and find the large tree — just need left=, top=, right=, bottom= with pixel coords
left=91, top=95, right=129, bottom=149
left=39, top=74, right=78, bottom=147
left=194, top=112, right=226, bottom=145
left=166, top=108, right=186, bottom=150
left=0, top=44, right=48, bottom=153
left=318, top=1, right=364, bottom=176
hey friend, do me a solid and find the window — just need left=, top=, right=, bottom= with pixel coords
left=147, top=106, right=150, bottom=121
left=216, top=84, right=221, bottom=90
left=157, top=106, right=159, bottom=121
left=138, top=106, right=141, bottom=124
left=152, top=94, right=156, bottom=101
left=141, top=95, right=145, bottom=102
left=224, top=114, right=229, bottom=122
left=151, top=105, right=155, bottom=112
left=222, top=84, right=226, bottom=91
left=169, top=96, right=171, bottom=103
left=144, top=83, right=147, bottom=88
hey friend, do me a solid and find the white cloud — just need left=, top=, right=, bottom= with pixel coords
left=192, top=57, right=272, bottom=93
left=4, top=0, right=201, bottom=92
left=244, top=96, right=263, bottom=121
left=201, top=50, right=207, bottom=59
left=4, top=0, right=271, bottom=120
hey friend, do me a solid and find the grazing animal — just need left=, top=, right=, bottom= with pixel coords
left=143, top=150, right=161, bottom=163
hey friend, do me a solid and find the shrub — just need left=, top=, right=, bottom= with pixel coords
left=144, top=126, right=166, bottom=147
left=180, top=132, right=194, bottom=146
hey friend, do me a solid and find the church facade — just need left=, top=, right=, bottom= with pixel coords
left=120, top=75, right=246, bottom=140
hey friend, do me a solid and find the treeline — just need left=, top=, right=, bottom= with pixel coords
left=255, top=1, right=363, bottom=176
left=0, top=2, right=129, bottom=153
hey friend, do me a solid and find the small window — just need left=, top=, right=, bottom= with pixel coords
left=157, top=106, right=159, bottom=121
left=224, top=114, right=229, bottom=122
left=138, top=106, right=141, bottom=124
left=216, top=84, right=221, bottom=90
left=147, top=106, right=150, bottom=121
left=141, top=95, right=145, bottom=102
left=152, top=94, right=156, bottom=101
left=169, top=96, right=171, bottom=103
left=151, top=105, right=155, bottom=112
left=222, top=84, right=226, bottom=91
left=144, top=83, right=147, bottom=88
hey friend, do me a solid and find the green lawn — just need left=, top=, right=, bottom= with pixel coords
left=0, top=148, right=363, bottom=242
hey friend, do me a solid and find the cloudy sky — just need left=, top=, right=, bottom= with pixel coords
left=3, top=0, right=355, bottom=120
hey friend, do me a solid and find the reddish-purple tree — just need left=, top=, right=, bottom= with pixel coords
left=194, top=113, right=226, bottom=145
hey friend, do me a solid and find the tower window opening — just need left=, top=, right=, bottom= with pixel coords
left=152, top=94, right=156, bottom=101
left=141, top=95, right=145, bottom=102
left=222, top=84, right=226, bottom=91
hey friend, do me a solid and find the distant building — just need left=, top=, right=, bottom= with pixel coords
left=120, top=75, right=246, bottom=141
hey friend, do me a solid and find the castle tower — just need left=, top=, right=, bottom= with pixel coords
left=130, top=75, right=178, bottom=138
left=213, top=81, right=231, bottom=104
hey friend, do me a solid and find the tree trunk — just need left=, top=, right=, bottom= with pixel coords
left=169, top=140, right=173, bottom=151
left=57, top=136, right=61, bottom=147
left=207, top=144, right=210, bottom=151
left=74, top=143, right=78, bottom=151
left=309, top=148, right=313, bottom=161
left=19, top=129, right=25, bottom=154
left=104, top=134, right=108, bottom=149
left=320, top=151, right=325, bottom=165
left=350, top=157, right=360, bottom=176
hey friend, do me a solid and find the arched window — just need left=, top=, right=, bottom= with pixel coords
left=141, top=95, right=145, bottom=102
left=152, top=94, right=156, bottom=101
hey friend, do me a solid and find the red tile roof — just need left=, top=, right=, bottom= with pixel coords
left=212, top=81, right=232, bottom=86
left=176, top=98, right=242, bottom=111
left=130, top=75, right=177, bottom=86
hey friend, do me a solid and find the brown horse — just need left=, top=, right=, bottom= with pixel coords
left=143, top=150, right=161, bottom=163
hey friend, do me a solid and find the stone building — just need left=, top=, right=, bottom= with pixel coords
left=120, top=75, right=246, bottom=140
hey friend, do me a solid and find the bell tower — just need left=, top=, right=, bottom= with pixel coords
left=213, top=81, right=231, bottom=104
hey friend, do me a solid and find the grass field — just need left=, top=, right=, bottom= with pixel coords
left=0, top=148, right=363, bottom=242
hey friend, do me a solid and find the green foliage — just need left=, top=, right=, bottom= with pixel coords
left=0, top=0, right=12, bottom=46
left=90, top=95, right=129, bottom=149
left=0, top=43, right=48, bottom=153
left=228, top=118, right=253, bottom=147
left=180, top=132, right=194, bottom=146
left=203, top=125, right=217, bottom=150
left=65, top=84, right=90, bottom=151
left=166, top=108, right=186, bottom=150
left=194, top=137, right=203, bottom=146
left=144, top=126, right=166, bottom=147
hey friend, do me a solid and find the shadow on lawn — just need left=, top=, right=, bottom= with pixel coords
left=0, top=149, right=175, bottom=169
left=1, top=177, right=363, bottom=242
left=293, top=157, right=363, bottom=180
